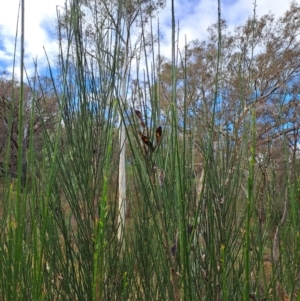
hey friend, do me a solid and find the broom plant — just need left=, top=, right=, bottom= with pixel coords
left=1, top=0, right=300, bottom=300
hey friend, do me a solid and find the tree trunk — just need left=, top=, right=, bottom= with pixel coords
left=117, top=117, right=126, bottom=245
left=117, top=30, right=129, bottom=246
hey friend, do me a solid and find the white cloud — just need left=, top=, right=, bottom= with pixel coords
left=0, top=0, right=295, bottom=78
left=0, top=0, right=65, bottom=77
left=157, top=0, right=294, bottom=59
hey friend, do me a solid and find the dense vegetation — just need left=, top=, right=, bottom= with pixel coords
left=1, top=0, right=300, bottom=300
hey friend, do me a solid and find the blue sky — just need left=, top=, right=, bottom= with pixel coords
left=0, top=0, right=293, bottom=78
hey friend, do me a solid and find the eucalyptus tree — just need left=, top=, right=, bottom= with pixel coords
left=158, top=2, right=300, bottom=219
left=76, top=0, right=165, bottom=243
left=0, top=71, right=58, bottom=181
left=160, top=3, right=300, bottom=147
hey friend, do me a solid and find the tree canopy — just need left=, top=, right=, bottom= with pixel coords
left=158, top=2, right=300, bottom=156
